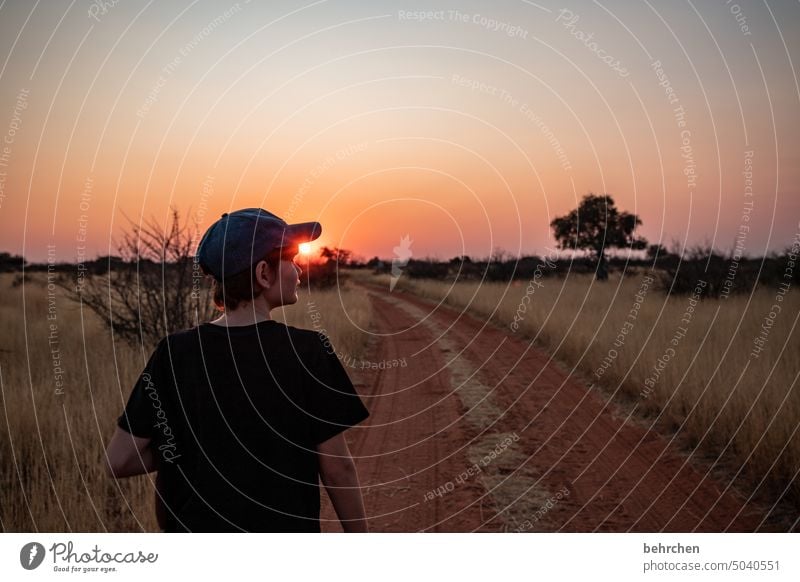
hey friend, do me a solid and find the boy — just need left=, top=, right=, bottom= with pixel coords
left=105, top=208, right=370, bottom=532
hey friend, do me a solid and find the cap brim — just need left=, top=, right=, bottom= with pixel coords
left=282, top=221, right=322, bottom=245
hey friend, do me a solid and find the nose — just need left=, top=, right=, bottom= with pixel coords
left=294, top=262, right=302, bottom=277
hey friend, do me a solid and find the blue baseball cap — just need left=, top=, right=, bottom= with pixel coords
left=196, top=208, right=322, bottom=279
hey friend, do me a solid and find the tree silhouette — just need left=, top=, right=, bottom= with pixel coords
left=0, top=252, right=25, bottom=272
left=319, top=246, right=352, bottom=265
left=58, top=208, right=216, bottom=347
left=550, top=193, right=647, bottom=280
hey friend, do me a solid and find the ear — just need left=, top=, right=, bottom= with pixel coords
left=254, top=260, right=275, bottom=289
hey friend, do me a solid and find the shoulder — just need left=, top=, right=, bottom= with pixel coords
left=156, top=327, right=204, bottom=358
left=161, top=323, right=327, bottom=353
left=279, top=327, right=337, bottom=363
left=287, top=326, right=329, bottom=351
left=163, top=327, right=201, bottom=347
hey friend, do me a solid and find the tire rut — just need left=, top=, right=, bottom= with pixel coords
left=323, top=281, right=786, bottom=532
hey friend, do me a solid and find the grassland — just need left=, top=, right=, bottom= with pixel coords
left=2, top=266, right=797, bottom=531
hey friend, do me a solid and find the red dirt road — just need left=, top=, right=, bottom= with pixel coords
left=320, top=282, right=792, bottom=532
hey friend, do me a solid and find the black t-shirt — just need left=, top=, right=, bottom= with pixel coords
left=116, top=320, right=370, bottom=533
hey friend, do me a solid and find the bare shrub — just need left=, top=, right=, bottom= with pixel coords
left=60, top=209, right=216, bottom=348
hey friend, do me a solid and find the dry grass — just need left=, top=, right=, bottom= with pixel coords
left=4, top=266, right=796, bottom=530
left=357, top=268, right=800, bottom=509
left=0, top=272, right=371, bottom=532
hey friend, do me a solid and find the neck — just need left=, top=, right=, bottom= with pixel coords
left=212, top=297, right=273, bottom=326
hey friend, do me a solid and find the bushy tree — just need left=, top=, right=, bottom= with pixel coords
left=0, top=252, right=25, bottom=272
left=303, top=246, right=352, bottom=288
left=550, top=193, right=647, bottom=280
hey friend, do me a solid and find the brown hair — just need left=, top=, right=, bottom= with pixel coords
left=210, top=246, right=295, bottom=311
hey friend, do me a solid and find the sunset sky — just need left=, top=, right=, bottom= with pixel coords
left=0, top=0, right=798, bottom=263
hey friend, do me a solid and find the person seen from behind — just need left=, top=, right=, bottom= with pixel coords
left=104, top=208, right=370, bottom=532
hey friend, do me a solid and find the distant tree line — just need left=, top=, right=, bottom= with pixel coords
left=0, top=252, right=25, bottom=272
left=11, top=240, right=798, bottom=300
left=358, top=243, right=799, bottom=298
left=4, top=195, right=798, bottom=349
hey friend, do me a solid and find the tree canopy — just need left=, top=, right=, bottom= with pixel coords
left=550, top=193, right=647, bottom=279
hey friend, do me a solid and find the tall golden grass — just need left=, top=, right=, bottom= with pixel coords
left=358, top=269, right=800, bottom=510
left=3, top=267, right=796, bottom=530
left=0, top=273, right=371, bottom=532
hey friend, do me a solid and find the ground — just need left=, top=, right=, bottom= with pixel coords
left=320, top=281, right=788, bottom=532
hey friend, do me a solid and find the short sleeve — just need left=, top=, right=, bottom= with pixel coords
left=117, top=339, right=169, bottom=439
left=304, top=332, right=370, bottom=445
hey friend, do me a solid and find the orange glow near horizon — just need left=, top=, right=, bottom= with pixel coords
left=0, top=2, right=797, bottom=263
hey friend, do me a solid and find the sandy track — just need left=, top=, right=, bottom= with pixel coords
left=320, top=282, right=788, bottom=532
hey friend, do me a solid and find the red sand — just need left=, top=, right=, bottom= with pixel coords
left=320, top=282, right=790, bottom=532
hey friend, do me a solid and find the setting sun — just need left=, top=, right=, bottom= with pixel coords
left=298, top=242, right=312, bottom=255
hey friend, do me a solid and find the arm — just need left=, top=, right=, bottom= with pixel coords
left=105, top=428, right=168, bottom=530
left=317, top=432, right=368, bottom=533
left=105, top=427, right=158, bottom=478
